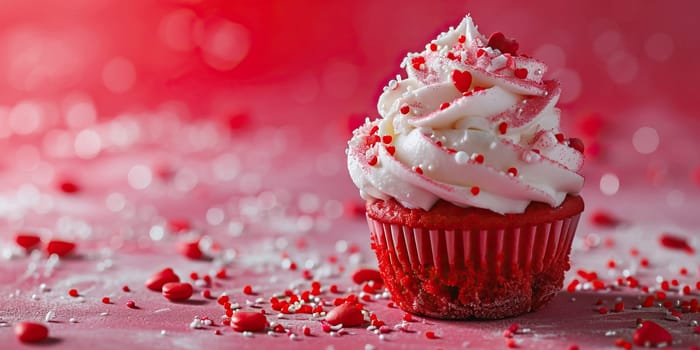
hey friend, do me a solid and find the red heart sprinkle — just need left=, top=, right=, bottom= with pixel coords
left=177, top=240, right=204, bottom=260
left=162, top=282, right=193, bottom=301
left=351, top=268, right=383, bottom=285
left=46, top=240, right=76, bottom=257
left=145, top=268, right=180, bottom=291
left=633, top=320, right=672, bottom=346
left=231, top=311, right=267, bottom=332
left=514, top=68, right=528, bottom=79
left=14, top=322, right=49, bottom=343
left=325, top=302, right=364, bottom=327
left=15, top=233, right=41, bottom=250
left=451, top=70, right=472, bottom=93
left=487, top=32, right=519, bottom=56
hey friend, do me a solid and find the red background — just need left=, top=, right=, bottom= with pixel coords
left=0, top=0, right=699, bottom=187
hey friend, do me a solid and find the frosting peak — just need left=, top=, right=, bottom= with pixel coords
left=347, top=15, right=584, bottom=214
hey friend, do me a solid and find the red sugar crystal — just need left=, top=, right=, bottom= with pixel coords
left=400, top=106, right=410, bottom=115
left=102, top=297, right=111, bottom=304
left=68, top=288, right=79, bottom=297
left=439, top=102, right=450, bottom=110
left=14, top=322, right=49, bottom=343
left=126, top=300, right=137, bottom=309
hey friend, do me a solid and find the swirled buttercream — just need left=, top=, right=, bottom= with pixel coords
left=347, top=15, right=584, bottom=214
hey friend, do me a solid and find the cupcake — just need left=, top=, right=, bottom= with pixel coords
left=347, top=15, right=585, bottom=319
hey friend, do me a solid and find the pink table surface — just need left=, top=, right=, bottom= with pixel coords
left=0, top=113, right=699, bottom=350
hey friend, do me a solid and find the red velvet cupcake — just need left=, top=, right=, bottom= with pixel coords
left=347, top=15, right=585, bottom=319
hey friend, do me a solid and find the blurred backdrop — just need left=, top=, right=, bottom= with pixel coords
left=0, top=0, right=698, bottom=202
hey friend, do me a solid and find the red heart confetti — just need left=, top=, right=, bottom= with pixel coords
left=633, top=320, right=672, bottom=347
left=325, top=302, right=364, bottom=327
left=145, top=268, right=180, bottom=291
left=351, top=268, right=383, bottom=285
left=161, top=282, right=193, bottom=301
left=14, top=322, right=49, bottom=343
left=46, top=240, right=76, bottom=257
left=487, top=32, right=519, bottom=56
left=14, top=233, right=41, bottom=251
left=231, top=311, right=267, bottom=332
left=451, top=69, right=472, bottom=94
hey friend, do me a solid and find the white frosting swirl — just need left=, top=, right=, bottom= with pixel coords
left=347, top=15, right=584, bottom=214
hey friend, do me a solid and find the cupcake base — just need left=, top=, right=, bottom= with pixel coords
left=367, top=195, right=583, bottom=319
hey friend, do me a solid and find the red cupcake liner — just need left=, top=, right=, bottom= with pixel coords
left=367, top=212, right=581, bottom=319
